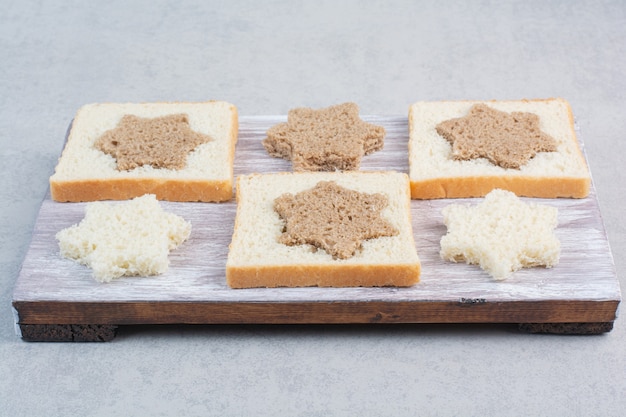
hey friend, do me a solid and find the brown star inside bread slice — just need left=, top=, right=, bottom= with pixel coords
left=408, top=98, right=590, bottom=199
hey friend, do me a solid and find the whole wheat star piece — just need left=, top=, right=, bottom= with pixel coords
left=439, top=189, right=560, bottom=280
left=262, top=102, right=386, bottom=171
left=436, top=104, right=557, bottom=169
left=95, top=113, right=212, bottom=171
left=274, top=181, right=398, bottom=259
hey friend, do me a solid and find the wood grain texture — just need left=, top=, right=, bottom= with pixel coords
left=12, top=116, right=622, bottom=337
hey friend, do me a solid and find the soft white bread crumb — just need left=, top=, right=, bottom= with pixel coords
left=408, top=98, right=590, bottom=199
left=440, top=189, right=560, bottom=280
left=56, top=194, right=191, bottom=282
left=50, top=101, right=238, bottom=202
left=226, top=171, right=421, bottom=288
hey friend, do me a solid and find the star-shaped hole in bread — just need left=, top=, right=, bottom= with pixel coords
left=95, top=114, right=212, bottom=171
left=439, top=189, right=560, bottom=280
left=263, top=103, right=385, bottom=171
left=435, top=104, right=557, bottom=169
left=274, top=181, right=398, bottom=259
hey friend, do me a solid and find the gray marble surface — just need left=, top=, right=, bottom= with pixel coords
left=1, top=1, right=624, bottom=416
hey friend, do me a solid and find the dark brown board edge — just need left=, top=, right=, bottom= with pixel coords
left=18, top=320, right=614, bottom=342
left=13, top=299, right=619, bottom=325
left=14, top=299, right=619, bottom=341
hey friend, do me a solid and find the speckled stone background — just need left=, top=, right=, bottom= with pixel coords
left=1, top=1, right=624, bottom=416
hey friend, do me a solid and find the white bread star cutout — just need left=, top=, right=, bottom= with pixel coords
left=439, top=189, right=560, bottom=280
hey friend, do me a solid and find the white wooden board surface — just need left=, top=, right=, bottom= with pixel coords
left=12, top=116, right=622, bottom=329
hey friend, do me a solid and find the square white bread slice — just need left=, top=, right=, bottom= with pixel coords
left=50, top=101, right=238, bottom=202
left=226, top=171, right=421, bottom=288
left=408, top=98, right=590, bottom=199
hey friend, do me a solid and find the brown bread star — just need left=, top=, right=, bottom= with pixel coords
left=436, top=104, right=557, bottom=169
left=263, top=103, right=385, bottom=171
left=95, top=114, right=212, bottom=171
left=274, top=181, right=398, bottom=259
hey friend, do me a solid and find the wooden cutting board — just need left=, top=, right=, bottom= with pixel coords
left=12, top=116, right=621, bottom=341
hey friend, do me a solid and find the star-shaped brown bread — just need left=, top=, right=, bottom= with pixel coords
left=262, top=102, right=385, bottom=171
left=435, top=104, right=557, bottom=169
left=95, top=113, right=212, bottom=171
left=274, top=181, right=398, bottom=259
